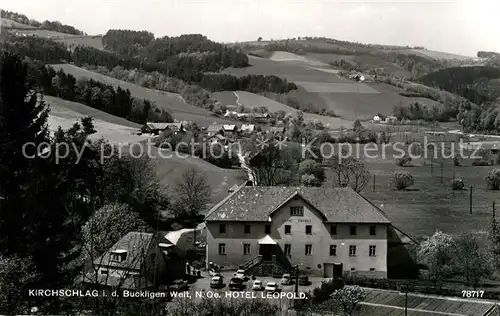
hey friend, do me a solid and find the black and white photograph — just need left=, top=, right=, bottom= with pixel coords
left=1, top=0, right=500, bottom=315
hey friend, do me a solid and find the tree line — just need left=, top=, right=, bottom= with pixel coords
left=26, top=59, right=172, bottom=124
left=1, top=9, right=85, bottom=35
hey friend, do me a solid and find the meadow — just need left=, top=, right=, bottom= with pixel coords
left=55, top=35, right=105, bottom=50
left=50, top=64, right=237, bottom=127
left=321, top=138, right=499, bottom=238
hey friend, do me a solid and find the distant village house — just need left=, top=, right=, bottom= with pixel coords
left=142, top=122, right=184, bottom=135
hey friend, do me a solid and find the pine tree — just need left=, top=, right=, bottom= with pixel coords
left=0, top=52, right=50, bottom=254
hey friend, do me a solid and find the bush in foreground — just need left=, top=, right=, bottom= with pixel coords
left=390, top=171, right=414, bottom=190
left=486, top=169, right=500, bottom=190
left=451, top=178, right=465, bottom=190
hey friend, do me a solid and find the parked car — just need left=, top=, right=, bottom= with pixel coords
left=281, top=273, right=293, bottom=285
left=265, top=282, right=280, bottom=293
left=298, top=275, right=310, bottom=286
left=229, top=277, right=246, bottom=291
left=234, top=269, right=247, bottom=281
left=252, top=280, right=264, bottom=291
left=210, top=276, right=224, bottom=289
left=209, top=269, right=221, bottom=277
left=169, top=279, right=189, bottom=292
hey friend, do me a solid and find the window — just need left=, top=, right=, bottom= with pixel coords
left=350, top=226, right=357, bottom=236
left=369, top=245, right=376, bottom=257
left=329, top=245, right=337, bottom=256
left=219, top=243, right=226, bottom=255
left=370, top=226, right=376, bottom=236
left=265, top=224, right=271, bottom=234
left=100, top=269, right=108, bottom=275
left=244, top=224, right=251, bottom=234
left=305, top=244, right=312, bottom=256
left=305, top=225, right=312, bottom=235
left=370, top=268, right=376, bottom=271
left=284, top=225, right=291, bottom=234
left=219, top=224, right=226, bottom=234
left=284, top=244, right=291, bottom=256
left=351, top=268, right=356, bottom=271
left=349, top=245, right=356, bottom=256
left=290, top=206, right=304, bottom=216
left=150, top=253, right=156, bottom=264
left=330, top=224, right=337, bottom=235
left=243, top=244, right=251, bottom=255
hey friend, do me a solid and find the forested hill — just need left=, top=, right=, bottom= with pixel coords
left=0, top=9, right=86, bottom=35
left=1, top=33, right=296, bottom=94
left=419, top=66, right=500, bottom=105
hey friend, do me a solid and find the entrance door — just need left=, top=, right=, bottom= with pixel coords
left=323, top=263, right=334, bottom=278
left=333, top=263, right=343, bottom=279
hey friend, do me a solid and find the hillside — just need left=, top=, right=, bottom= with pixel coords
left=419, top=66, right=500, bottom=104
left=49, top=64, right=237, bottom=126
left=222, top=53, right=444, bottom=120
left=214, top=90, right=352, bottom=128
left=46, top=95, right=243, bottom=204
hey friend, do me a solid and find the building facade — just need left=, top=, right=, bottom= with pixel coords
left=205, top=186, right=391, bottom=278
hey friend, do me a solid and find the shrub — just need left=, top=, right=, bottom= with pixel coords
left=396, top=154, right=412, bottom=167
left=453, top=156, right=462, bottom=167
left=390, top=171, right=414, bottom=190
left=312, top=279, right=345, bottom=303
left=486, top=169, right=500, bottom=190
left=451, top=178, right=465, bottom=190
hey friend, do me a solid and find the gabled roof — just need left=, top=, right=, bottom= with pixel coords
left=241, top=124, right=255, bottom=132
left=205, top=186, right=391, bottom=223
left=94, top=232, right=176, bottom=270
left=223, top=124, right=237, bottom=131
left=207, top=124, right=223, bottom=132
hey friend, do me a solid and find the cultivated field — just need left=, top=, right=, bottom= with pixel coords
left=224, top=54, right=440, bottom=120
left=50, top=64, right=237, bottom=127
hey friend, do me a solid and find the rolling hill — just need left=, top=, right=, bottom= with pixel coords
left=49, top=64, right=237, bottom=127
left=45, top=95, right=244, bottom=204
left=222, top=53, right=443, bottom=120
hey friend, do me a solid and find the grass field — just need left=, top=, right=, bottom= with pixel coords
left=9, top=28, right=75, bottom=39
left=404, top=48, right=474, bottom=61
left=0, top=18, right=34, bottom=29
left=46, top=95, right=244, bottom=204
left=320, top=138, right=499, bottom=238
left=219, top=90, right=353, bottom=128
left=55, top=35, right=105, bottom=50
left=50, top=64, right=237, bottom=127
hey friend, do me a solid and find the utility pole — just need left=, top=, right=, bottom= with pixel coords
left=440, top=162, right=443, bottom=184
left=452, top=171, right=455, bottom=197
left=294, top=265, right=299, bottom=308
left=493, top=201, right=496, bottom=219
left=405, top=291, right=408, bottom=316
left=373, top=174, right=376, bottom=192
left=470, top=185, right=473, bottom=214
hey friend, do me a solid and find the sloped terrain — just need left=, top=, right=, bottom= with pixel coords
left=50, top=64, right=236, bottom=126
left=46, top=95, right=243, bottom=204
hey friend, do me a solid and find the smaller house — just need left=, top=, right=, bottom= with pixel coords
left=373, top=113, right=385, bottom=123
left=385, top=116, right=398, bottom=124
left=209, top=134, right=228, bottom=146
left=142, top=122, right=184, bottom=135
left=268, top=126, right=286, bottom=135
left=241, top=124, right=256, bottom=134
left=207, top=124, right=224, bottom=137
left=82, top=232, right=186, bottom=290
left=223, top=124, right=238, bottom=137
left=253, top=113, right=271, bottom=123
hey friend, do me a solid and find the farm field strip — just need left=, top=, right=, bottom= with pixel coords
left=295, top=81, right=381, bottom=93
